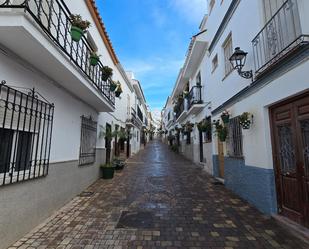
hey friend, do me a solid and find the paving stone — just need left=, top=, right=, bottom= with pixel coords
left=8, top=141, right=308, bottom=249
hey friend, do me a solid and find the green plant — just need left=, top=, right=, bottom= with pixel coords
left=101, top=66, right=113, bottom=81
left=115, top=82, right=123, bottom=97
left=197, top=119, right=211, bottom=132
left=183, top=90, right=189, bottom=97
left=239, top=112, right=252, bottom=129
left=70, top=14, right=91, bottom=30
left=221, top=110, right=230, bottom=124
left=70, top=14, right=90, bottom=42
left=185, top=121, right=194, bottom=132
left=213, top=120, right=228, bottom=142
left=99, top=125, right=115, bottom=139
left=89, top=51, right=100, bottom=66
left=109, top=80, right=117, bottom=91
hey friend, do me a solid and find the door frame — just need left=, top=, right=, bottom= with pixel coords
left=269, top=90, right=309, bottom=227
left=199, top=130, right=204, bottom=163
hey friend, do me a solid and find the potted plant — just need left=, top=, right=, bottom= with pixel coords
left=89, top=51, right=100, bottom=66
left=101, top=66, right=113, bottom=81
left=183, top=90, right=189, bottom=97
left=185, top=121, right=194, bottom=133
left=98, top=125, right=115, bottom=140
left=115, top=82, right=123, bottom=97
left=113, top=157, right=125, bottom=170
left=70, top=14, right=91, bottom=42
left=197, top=118, right=211, bottom=132
left=213, top=120, right=228, bottom=142
left=100, top=163, right=115, bottom=179
left=109, top=80, right=117, bottom=92
left=221, top=110, right=230, bottom=124
left=239, top=112, right=252, bottom=129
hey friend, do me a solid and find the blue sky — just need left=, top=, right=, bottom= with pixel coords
left=95, top=0, right=206, bottom=111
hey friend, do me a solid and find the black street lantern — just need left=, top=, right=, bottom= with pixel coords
left=229, top=47, right=253, bottom=80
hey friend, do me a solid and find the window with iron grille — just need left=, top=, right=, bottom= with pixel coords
left=0, top=82, right=54, bottom=186
left=228, top=116, right=243, bottom=157
left=186, top=132, right=191, bottom=144
left=79, top=116, right=97, bottom=166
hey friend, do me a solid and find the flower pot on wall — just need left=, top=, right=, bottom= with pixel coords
left=221, top=114, right=230, bottom=124
left=70, top=26, right=84, bottom=42
left=90, top=54, right=100, bottom=66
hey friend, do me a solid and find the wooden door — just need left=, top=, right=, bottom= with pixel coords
left=218, top=140, right=224, bottom=178
left=270, top=92, right=309, bottom=227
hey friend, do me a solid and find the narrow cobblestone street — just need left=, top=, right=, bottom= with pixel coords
left=9, top=140, right=308, bottom=249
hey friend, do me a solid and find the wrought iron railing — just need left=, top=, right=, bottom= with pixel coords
left=0, top=81, right=54, bottom=186
left=187, top=85, right=202, bottom=110
left=252, top=0, right=309, bottom=75
left=0, top=0, right=115, bottom=105
left=175, top=99, right=185, bottom=120
left=137, top=105, right=143, bottom=122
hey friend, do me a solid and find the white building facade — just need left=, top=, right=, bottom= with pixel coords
left=164, top=0, right=309, bottom=228
left=0, top=0, right=150, bottom=247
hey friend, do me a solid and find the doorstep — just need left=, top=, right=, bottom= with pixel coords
left=215, top=177, right=225, bottom=184
left=272, top=214, right=309, bottom=246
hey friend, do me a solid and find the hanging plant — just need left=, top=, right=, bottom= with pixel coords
left=101, top=66, right=113, bottom=81
left=89, top=51, right=100, bottom=66
left=109, top=80, right=117, bottom=92
left=183, top=90, right=189, bottom=98
left=221, top=110, right=230, bottom=124
left=239, top=112, right=252, bottom=129
left=197, top=118, right=211, bottom=132
left=213, top=120, right=228, bottom=142
left=185, top=121, right=194, bottom=133
left=70, top=14, right=91, bottom=42
left=115, top=82, right=123, bottom=98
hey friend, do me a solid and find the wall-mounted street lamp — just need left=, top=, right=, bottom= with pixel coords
left=229, top=47, right=253, bottom=80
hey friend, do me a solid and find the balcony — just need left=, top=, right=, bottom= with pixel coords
left=175, top=99, right=186, bottom=122
left=187, top=85, right=204, bottom=114
left=126, top=108, right=142, bottom=129
left=0, top=0, right=115, bottom=111
left=252, top=0, right=309, bottom=76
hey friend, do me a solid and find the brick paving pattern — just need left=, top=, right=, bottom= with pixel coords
left=8, top=140, right=308, bottom=249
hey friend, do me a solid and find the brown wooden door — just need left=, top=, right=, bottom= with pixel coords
left=270, top=92, right=309, bottom=227
left=105, top=123, right=112, bottom=164
left=218, top=140, right=224, bottom=178
left=199, top=130, right=204, bottom=163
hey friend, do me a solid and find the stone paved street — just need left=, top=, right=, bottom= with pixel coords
left=8, top=140, right=308, bottom=249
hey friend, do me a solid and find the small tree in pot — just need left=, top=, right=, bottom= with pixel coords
left=100, top=163, right=115, bottom=179
left=213, top=120, right=228, bottom=142
left=70, top=14, right=91, bottom=42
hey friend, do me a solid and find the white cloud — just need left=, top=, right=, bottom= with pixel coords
left=170, top=0, right=206, bottom=24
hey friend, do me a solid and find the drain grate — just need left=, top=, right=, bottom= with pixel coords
left=78, top=191, right=94, bottom=197
left=116, top=211, right=154, bottom=229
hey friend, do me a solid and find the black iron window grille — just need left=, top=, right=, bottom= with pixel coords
left=79, top=116, right=97, bottom=166
left=0, top=0, right=115, bottom=105
left=227, top=116, right=243, bottom=158
left=0, top=81, right=54, bottom=186
left=137, top=105, right=143, bottom=122
left=252, top=0, right=309, bottom=75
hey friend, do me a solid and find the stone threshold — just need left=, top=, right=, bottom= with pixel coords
left=272, top=214, right=309, bottom=246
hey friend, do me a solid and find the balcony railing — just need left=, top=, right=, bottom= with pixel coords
left=0, top=0, right=115, bottom=105
left=175, top=99, right=185, bottom=120
left=126, top=108, right=142, bottom=128
left=252, top=0, right=309, bottom=75
left=137, top=105, right=143, bottom=122
left=187, top=85, right=202, bottom=110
